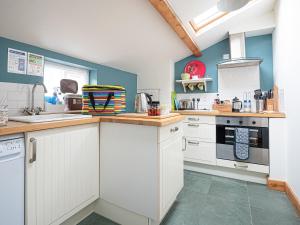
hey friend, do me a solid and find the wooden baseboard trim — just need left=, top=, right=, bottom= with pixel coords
left=286, top=183, right=300, bottom=215
left=268, top=179, right=300, bottom=215
left=267, top=179, right=286, bottom=192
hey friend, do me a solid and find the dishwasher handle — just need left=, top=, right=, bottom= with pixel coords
left=29, top=138, right=37, bottom=163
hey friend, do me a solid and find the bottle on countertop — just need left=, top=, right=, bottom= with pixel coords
left=242, top=92, right=251, bottom=113
left=247, top=92, right=252, bottom=113
left=242, top=92, right=248, bottom=112
left=214, top=94, right=220, bottom=104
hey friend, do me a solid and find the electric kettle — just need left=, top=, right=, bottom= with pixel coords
left=134, top=93, right=152, bottom=113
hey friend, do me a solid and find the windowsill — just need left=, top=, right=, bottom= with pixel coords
left=45, top=103, right=82, bottom=114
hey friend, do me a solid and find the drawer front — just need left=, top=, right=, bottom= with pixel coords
left=159, top=122, right=183, bottom=143
left=184, top=116, right=216, bottom=124
left=183, top=139, right=216, bottom=165
left=216, top=159, right=269, bottom=174
left=183, top=123, right=216, bottom=142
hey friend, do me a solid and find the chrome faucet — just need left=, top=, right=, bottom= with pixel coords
left=24, top=82, right=48, bottom=115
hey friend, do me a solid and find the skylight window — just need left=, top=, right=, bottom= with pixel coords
left=190, top=6, right=228, bottom=33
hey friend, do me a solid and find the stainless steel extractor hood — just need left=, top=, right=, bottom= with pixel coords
left=217, top=32, right=262, bottom=69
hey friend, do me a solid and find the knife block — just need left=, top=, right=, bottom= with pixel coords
left=266, top=99, right=275, bottom=111
left=266, top=85, right=279, bottom=112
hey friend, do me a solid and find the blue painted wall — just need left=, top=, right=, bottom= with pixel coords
left=0, top=36, right=137, bottom=112
left=175, top=39, right=229, bottom=93
left=175, top=34, right=274, bottom=93
left=246, top=35, right=274, bottom=91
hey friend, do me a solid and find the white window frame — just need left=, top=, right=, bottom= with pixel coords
left=43, top=61, right=89, bottom=96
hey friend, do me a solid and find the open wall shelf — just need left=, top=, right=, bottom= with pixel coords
left=176, top=78, right=213, bottom=92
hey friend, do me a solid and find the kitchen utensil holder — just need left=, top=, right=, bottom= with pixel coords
left=0, top=105, right=8, bottom=126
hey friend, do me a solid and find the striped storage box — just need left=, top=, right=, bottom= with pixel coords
left=82, top=85, right=126, bottom=116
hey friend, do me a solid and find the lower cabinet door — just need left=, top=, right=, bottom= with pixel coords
left=160, top=134, right=184, bottom=220
left=184, top=139, right=216, bottom=165
left=26, top=124, right=99, bottom=225
left=183, top=123, right=216, bottom=142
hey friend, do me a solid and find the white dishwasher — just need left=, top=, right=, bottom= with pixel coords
left=0, top=134, right=25, bottom=225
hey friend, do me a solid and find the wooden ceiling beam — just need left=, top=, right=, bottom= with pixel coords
left=149, top=0, right=201, bottom=57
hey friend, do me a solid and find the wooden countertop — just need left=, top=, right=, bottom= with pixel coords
left=172, top=110, right=286, bottom=118
left=101, top=114, right=184, bottom=127
left=0, top=117, right=101, bottom=136
left=0, top=114, right=184, bottom=136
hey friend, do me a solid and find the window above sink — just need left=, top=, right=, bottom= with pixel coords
left=44, top=61, right=89, bottom=105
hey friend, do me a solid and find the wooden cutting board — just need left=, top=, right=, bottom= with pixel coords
left=116, top=113, right=180, bottom=119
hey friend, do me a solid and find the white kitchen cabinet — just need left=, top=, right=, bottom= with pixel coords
left=183, top=115, right=215, bottom=124
left=99, top=121, right=183, bottom=223
left=25, top=123, right=99, bottom=225
left=183, top=116, right=216, bottom=165
left=269, top=118, right=286, bottom=181
left=184, top=139, right=216, bottom=165
left=159, top=133, right=184, bottom=217
left=183, top=122, right=216, bottom=142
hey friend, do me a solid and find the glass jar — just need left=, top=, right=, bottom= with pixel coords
left=148, top=101, right=161, bottom=116
left=0, top=105, right=8, bottom=126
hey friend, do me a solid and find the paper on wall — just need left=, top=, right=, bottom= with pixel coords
left=7, top=48, right=27, bottom=74
left=27, top=52, right=44, bottom=76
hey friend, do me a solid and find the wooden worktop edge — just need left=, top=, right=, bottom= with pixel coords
left=0, top=114, right=185, bottom=136
left=100, top=115, right=184, bottom=127
left=172, top=110, right=286, bottom=118
left=0, top=117, right=101, bottom=136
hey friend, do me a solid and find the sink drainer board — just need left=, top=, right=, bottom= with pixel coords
left=116, top=113, right=180, bottom=119
left=9, top=114, right=92, bottom=123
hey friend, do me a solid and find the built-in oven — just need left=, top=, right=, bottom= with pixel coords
left=216, top=117, right=269, bottom=166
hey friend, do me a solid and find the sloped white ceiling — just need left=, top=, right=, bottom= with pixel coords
left=0, top=0, right=277, bottom=105
left=168, top=0, right=277, bottom=50
left=0, top=0, right=190, bottom=74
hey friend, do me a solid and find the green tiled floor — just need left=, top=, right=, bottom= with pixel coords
left=78, top=171, right=300, bottom=225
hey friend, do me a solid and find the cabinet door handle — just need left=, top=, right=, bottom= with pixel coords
left=182, top=137, right=187, bottom=151
left=170, top=127, right=179, bottom=133
left=234, top=163, right=248, bottom=169
left=29, top=138, right=37, bottom=163
left=188, top=124, right=199, bottom=127
left=187, top=141, right=200, bottom=146
left=188, top=118, right=199, bottom=121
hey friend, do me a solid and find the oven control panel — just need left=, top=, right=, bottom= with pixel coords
left=216, top=117, right=269, bottom=127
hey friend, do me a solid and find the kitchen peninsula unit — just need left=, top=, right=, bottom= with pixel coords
left=96, top=114, right=184, bottom=225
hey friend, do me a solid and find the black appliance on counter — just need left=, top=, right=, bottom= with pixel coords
left=232, top=97, right=243, bottom=112
left=216, top=117, right=269, bottom=165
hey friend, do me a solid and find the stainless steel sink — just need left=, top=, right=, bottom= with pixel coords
left=9, top=114, right=92, bottom=123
